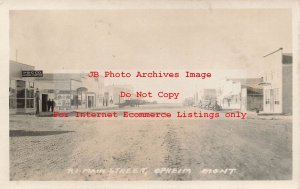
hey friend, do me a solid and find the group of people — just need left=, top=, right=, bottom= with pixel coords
left=47, top=99, right=56, bottom=112
left=35, top=88, right=56, bottom=115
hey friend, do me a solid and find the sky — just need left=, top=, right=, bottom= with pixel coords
left=9, top=9, right=292, bottom=101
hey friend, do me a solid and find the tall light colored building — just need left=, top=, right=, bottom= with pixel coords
left=260, top=48, right=292, bottom=114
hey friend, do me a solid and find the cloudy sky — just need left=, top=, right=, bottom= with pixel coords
left=9, top=9, right=292, bottom=101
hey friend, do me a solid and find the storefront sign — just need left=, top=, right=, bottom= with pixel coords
left=22, top=70, right=43, bottom=77
left=56, top=94, right=71, bottom=107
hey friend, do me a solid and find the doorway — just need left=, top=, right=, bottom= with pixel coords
left=42, top=94, right=48, bottom=112
left=88, top=96, right=94, bottom=108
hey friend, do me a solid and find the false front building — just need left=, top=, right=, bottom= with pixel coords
left=9, top=59, right=105, bottom=114
left=9, top=60, right=36, bottom=114
left=35, top=73, right=105, bottom=111
left=217, top=78, right=263, bottom=112
left=259, top=48, right=292, bottom=115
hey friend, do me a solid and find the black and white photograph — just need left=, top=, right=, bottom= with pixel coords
left=1, top=0, right=300, bottom=189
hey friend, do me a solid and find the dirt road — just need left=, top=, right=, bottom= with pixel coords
left=9, top=107, right=292, bottom=180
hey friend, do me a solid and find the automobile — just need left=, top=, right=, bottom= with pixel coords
left=201, top=100, right=211, bottom=110
left=213, top=103, right=222, bottom=111
left=200, top=100, right=222, bottom=111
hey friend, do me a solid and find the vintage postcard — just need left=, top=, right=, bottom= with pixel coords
left=1, top=0, right=300, bottom=188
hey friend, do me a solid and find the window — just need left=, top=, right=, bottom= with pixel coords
left=26, top=99, right=34, bottom=108
left=25, top=88, right=34, bottom=108
left=16, top=80, right=25, bottom=88
left=17, top=88, right=25, bottom=98
left=78, top=93, right=82, bottom=105
left=274, top=88, right=280, bottom=105
left=26, top=89, right=34, bottom=98
left=29, top=82, right=34, bottom=88
left=16, top=80, right=26, bottom=108
left=17, top=99, right=25, bottom=108
left=265, top=89, right=270, bottom=104
left=15, top=80, right=35, bottom=109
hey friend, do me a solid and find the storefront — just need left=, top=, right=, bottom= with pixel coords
left=35, top=73, right=103, bottom=111
left=9, top=61, right=36, bottom=114
left=10, top=62, right=105, bottom=113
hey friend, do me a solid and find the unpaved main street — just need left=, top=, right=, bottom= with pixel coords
left=9, top=106, right=292, bottom=180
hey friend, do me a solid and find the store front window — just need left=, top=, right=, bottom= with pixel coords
left=14, top=80, right=35, bottom=109
left=77, top=87, right=88, bottom=108
left=16, top=80, right=25, bottom=108
left=26, top=87, right=34, bottom=108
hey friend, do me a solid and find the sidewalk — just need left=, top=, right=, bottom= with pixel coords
left=250, top=111, right=292, bottom=120
left=218, top=109, right=292, bottom=120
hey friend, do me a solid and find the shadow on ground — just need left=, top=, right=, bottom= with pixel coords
left=9, top=130, right=74, bottom=137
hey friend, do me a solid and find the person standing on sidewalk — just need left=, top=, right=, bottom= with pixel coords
left=35, top=88, right=40, bottom=115
left=51, top=99, right=56, bottom=112
left=47, top=99, right=51, bottom=112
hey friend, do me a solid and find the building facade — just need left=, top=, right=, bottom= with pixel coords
left=217, top=79, right=242, bottom=110
left=260, top=49, right=292, bottom=114
left=218, top=78, right=263, bottom=111
left=104, top=85, right=134, bottom=106
left=199, top=89, right=217, bottom=105
left=9, top=61, right=36, bottom=114
left=35, top=73, right=105, bottom=111
left=9, top=60, right=105, bottom=114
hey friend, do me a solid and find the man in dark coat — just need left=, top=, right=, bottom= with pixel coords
left=47, top=99, right=51, bottom=112
left=51, top=99, right=56, bottom=112
left=35, top=88, right=40, bottom=115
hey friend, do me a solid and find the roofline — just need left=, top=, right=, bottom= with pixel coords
left=263, top=48, right=283, bottom=58
left=10, top=60, right=34, bottom=67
